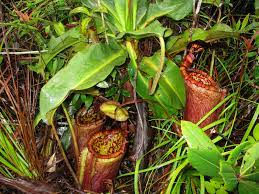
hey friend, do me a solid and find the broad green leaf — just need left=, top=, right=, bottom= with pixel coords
left=128, top=59, right=178, bottom=117
left=167, top=0, right=192, bottom=21
left=210, top=24, right=233, bottom=32
left=210, top=178, right=223, bottom=189
left=114, top=0, right=127, bottom=31
left=203, top=0, right=221, bottom=7
left=205, top=181, right=216, bottom=194
left=215, top=188, right=228, bottom=194
left=248, top=136, right=256, bottom=144
left=128, top=50, right=186, bottom=117
left=40, top=41, right=127, bottom=120
left=69, top=6, right=91, bottom=16
left=140, top=52, right=185, bottom=108
left=187, top=148, right=222, bottom=177
left=29, top=28, right=83, bottom=75
left=240, top=142, right=259, bottom=176
left=81, top=0, right=98, bottom=9
left=136, top=0, right=147, bottom=28
left=166, top=24, right=239, bottom=55
left=219, top=161, right=238, bottom=191
left=101, top=0, right=124, bottom=31
left=181, top=121, right=221, bottom=152
left=242, top=169, right=259, bottom=182
left=140, top=0, right=192, bottom=28
left=182, top=121, right=223, bottom=177
left=117, top=20, right=166, bottom=40
left=238, top=181, right=259, bottom=194
left=227, top=142, right=251, bottom=166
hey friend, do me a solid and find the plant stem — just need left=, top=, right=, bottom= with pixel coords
left=125, top=40, right=144, bottom=130
left=49, top=110, right=80, bottom=188
left=62, top=103, right=79, bottom=161
left=134, top=159, right=141, bottom=194
left=210, top=50, right=215, bottom=77
left=0, top=50, right=48, bottom=55
left=149, top=36, right=165, bottom=95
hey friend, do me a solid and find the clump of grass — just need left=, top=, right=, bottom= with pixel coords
left=0, top=63, right=43, bottom=179
left=0, top=109, right=37, bottom=178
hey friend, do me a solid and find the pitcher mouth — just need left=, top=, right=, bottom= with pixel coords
left=184, top=69, right=221, bottom=92
left=88, top=130, right=127, bottom=159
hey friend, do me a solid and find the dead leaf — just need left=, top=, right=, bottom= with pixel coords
left=46, top=153, right=56, bottom=173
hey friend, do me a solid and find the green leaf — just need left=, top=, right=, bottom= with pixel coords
left=181, top=121, right=221, bottom=152
left=166, top=0, right=193, bottom=21
left=242, top=169, right=259, bottom=182
left=114, top=0, right=127, bottom=31
left=135, top=0, right=147, bottom=27
left=219, top=161, right=238, bottom=191
left=238, top=181, right=259, bottom=194
left=253, top=123, right=259, bottom=141
left=215, top=188, right=228, bottom=194
left=202, top=0, right=221, bottom=7
left=182, top=121, right=224, bottom=177
left=29, top=28, right=83, bottom=75
left=101, top=0, right=124, bottom=32
left=60, top=127, right=71, bottom=151
left=166, top=24, right=238, bottom=55
left=240, top=142, right=259, bottom=176
left=205, top=181, right=216, bottom=194
left=187, top=148, right=222, bottom=177
left=235, top=20, right=241, bottom=31
left=140, top=52, right=185, bottom=108
left=39, top=41, right=127, bottom=120
left=81, top=95, right=93, bottom=110
left=140, top=0, right=192, bottom=28
left=126, top=20, right=166, bottom=39
left=248, top=136, right=256, bottom=144
left=227, top=142, right=251, bottom=166
left=69, top=6, right=91, bottom=16
left=210, top=178, right=223, bottom=189
left=0, top=55, right=3, bottom=66
left=256, top=0, right=259, bottom=16
left=128, top=54, right=184, bottom=117
left=81, top=17, right=92, bottom=35
left=53, top=22, right=65, bottom=36
left=241, top=14, right=250, bottom=30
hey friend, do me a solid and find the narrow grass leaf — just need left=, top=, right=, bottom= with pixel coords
left=134, top=159, right=141, bottom=194
left=241, top=104, right=259, bottom=143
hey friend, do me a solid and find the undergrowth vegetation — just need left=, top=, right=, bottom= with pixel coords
left=0, top=0, right=258, bottom=193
